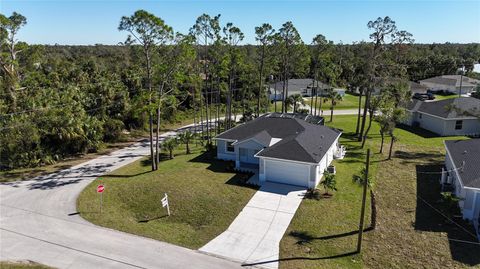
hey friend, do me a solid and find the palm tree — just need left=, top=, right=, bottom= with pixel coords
left=324, top=88, right=342, bottom=122
left=178, top=130, right=195, bottom=154
left=162, top=137, right=178, bottom=159
left=288, top=94, right=305, bottom=113
left=321, top=171, right=338, bottom=195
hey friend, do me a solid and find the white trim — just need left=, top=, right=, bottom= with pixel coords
left=214, top=138, right=237, bottom=142
left=256, top=155, right=318, bottom=165
left=232, top=137, right=268, bottom=147
left=414, top=110, right=478, bottom=121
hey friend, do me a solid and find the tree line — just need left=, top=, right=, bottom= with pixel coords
left=1, top=10, right=479, bottom=170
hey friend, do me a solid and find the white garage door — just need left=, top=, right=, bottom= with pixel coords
left=265, top=159, right=310, bottom=187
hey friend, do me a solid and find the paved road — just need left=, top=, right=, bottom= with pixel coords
left=200, top=183, right=306, bottom=269
left=0, top=126, right=243, bottom=269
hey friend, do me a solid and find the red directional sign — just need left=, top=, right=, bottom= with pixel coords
left=97, top=184, right=105, bottom=193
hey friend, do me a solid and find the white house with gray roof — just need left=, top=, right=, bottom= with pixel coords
left=443, top=139, right=480, bottom=238
left=215, top=113, right=342, bottom=188
left=419, top=75, right=480, bottom=95
left=405, top=97, right=480, bottom=136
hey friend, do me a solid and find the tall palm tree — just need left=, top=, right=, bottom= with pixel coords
left=324, top=88, right=342, bottom=122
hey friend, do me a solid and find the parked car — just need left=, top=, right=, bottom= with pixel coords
left=413, top=93, right=435, bottom=101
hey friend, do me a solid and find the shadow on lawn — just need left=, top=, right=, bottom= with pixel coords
left=395, top=151, right=444, bottom=164
left=415, top=164, right=480, bottom=266
left=398, top=124, right=439, bottom=138
left=241, top=251, right=359, bottom=267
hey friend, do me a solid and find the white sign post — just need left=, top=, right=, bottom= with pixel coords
left=162, top=193, right=170, bottom=216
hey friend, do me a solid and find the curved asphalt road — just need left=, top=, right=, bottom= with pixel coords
left=0, top=126, right=243, bottom=269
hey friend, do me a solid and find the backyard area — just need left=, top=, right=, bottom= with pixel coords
left=305, top=93, right=364, bottom=111
left=77, top=145, right=257, bottom=249
left=279, top=115, right=479, bottom=269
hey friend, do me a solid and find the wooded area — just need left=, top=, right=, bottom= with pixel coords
left=1, top=10, right=479, bottom=170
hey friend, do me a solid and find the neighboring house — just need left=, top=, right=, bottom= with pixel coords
left=215, top=113, right=343, bottom=188
left=409, top=81, right=429, bottom=94
left=405, top=97, right=480, bottom=136
left=442, top=139, right=480, bottom=239
left=268, top=79, right=330, bottom=100
left=419, top=75, right=480, bottom=95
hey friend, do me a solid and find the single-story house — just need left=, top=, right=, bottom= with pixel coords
left=268, top=79, right=330, bottom=100
left=442, top=139, right=480, bottom=238
left=419, top=75, right=480, bottom=95
left=215, top=113, right=343, bottom=188
left=405, top=97, right=480, bottom=136
left=409, top=81, right=429, bottom=94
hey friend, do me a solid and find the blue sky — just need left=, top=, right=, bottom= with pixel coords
left=1, top=0, right=479, bottom=45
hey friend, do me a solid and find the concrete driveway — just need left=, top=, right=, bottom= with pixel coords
left=200, top=182, right=306, bottom=269
left=0, top=126, right=242, bottom=269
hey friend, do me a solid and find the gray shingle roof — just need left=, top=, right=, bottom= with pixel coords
left=445, top=139, right=480, bottom=189
left=407, top=97, right=480, bottom=119
left=420, top=75, right=479, bottom=87
left=216, top=114, right=341, bottom=163
left=269, top=79, right=330, bottom=95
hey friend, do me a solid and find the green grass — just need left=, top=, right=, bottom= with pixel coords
left=433, top=94, right=458, bottom=101
left=305, top=93, right=364, bottom=111
left=279, top=115, right=477, bottom=269
left=0, top=262, right=53, bottom=269
left=77, top=145, right=257, bottom=249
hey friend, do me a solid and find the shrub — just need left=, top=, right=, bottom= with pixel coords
left=103, top=118, right=125, bottom=142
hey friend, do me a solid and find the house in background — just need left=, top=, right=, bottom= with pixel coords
left=215, top=113, right=343, bottom=188
left=409, top=81, right=429, bottom=94
left=442, top=139, right=480, bottom=239
left=419, top=75, right=480, bottom=95
left=267, top=79, right=330, bottom=100
left=405, top=97, right=480, bottom=136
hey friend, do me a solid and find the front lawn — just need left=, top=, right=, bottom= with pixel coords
left=279, top=115, right=477, bottom=269
left=77, top=145, right=257, bottom=249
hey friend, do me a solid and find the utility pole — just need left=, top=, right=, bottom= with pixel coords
left=357, top=148, right=370, bottom=253
left=458, top=65, right=465, bottom=98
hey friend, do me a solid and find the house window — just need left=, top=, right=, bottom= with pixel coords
left=226, top=141, right=235, bottom=152
left=455, top=120, right=463, bottom=130
left=419, top=113, right=422, bottom=119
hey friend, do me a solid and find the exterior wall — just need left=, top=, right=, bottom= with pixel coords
left=234, top=139, right=264, bottom=166
left=216, top=140, right=236, bottom=161
left=408, top=112, right=480, bottom=136
left=415, top=113, right=446, bottom=135
left=445, top=151, right=480, bottom=220
left=443, top=118, right=480, bottom=136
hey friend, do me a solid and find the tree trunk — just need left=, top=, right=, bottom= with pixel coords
left=155, top=84, right=164, bottom=170
left=169, top=149, right=173, bottom=159
left=355, top=89, right=363, bottom=135
left=330, top=99, right=334, bottom=122
left=379, top=132, right=384, bottom=153
left=186, top=142, right=190, bottom=154
left=149, top=113, right=155, bottom=170
left=370, top=189, right=377, bottom=229
left=257, top=46, right=265, bottom=117
left=388, top=134, right=395, bottom=160
left=358, top=89, right=371, bottom=142
left=145, top=49, right=156, bottom=171
left=361, top=108, right=374, bottom=148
